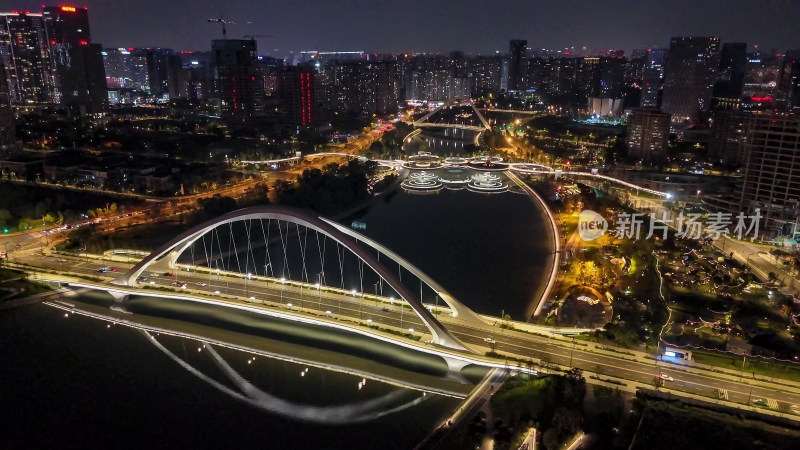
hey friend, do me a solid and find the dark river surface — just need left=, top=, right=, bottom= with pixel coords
left=0, top=128, right=553, bottom=449
left=1, top=292, right=478, bottom=449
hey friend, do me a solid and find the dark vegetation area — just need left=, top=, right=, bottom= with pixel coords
left=0, top=181, right=142, bottom=232
left=274, top=160, right=379, bottom=215
left=484, top=370, right=586, bottom=450
left=63, top=160, right=384, bottom=253
left=622, top=392, right=800, bottom=450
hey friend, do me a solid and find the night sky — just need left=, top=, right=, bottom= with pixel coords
left=5, top=0, right=800, bottom=57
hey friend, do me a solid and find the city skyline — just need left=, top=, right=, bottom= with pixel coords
left=4, top=0, right=800, bottom=56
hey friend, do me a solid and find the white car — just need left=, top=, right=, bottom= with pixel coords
left=659, top=373, right=674, bottom=382
left=484, top=337, right=496, bottom=345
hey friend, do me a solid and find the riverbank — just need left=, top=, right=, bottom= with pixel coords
left=505, top=171, right=560, bottom=321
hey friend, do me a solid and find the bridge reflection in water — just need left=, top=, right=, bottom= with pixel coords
left=44, top=299, right=470, bottom=425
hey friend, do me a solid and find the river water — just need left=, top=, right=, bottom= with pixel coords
left=349, top=128, right=553, bottom=319
left=0, top=128, right=553, bottom=448
left=0, top=292, right=473, bottom=449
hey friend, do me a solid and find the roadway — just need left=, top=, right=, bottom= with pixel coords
left=14, top=249, right=800, bottom=416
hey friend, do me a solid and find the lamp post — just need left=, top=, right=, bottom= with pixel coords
left=569, top=336, right=576, bottom=368
left=739, top=355, right=747, bottom=382
left=246, top=272, right=251, bottom=298
left=315, top=280, right=322, bottom=311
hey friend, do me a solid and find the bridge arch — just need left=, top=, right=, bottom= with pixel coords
left=413, top=98, right=491, bottom=131
left=114, top=206, right=481, bottom=351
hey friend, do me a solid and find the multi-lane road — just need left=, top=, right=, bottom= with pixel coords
left=12, top=247, right=800, bottom=417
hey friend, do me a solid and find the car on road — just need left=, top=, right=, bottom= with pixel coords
left=110, top=267, right=118, bottom=272
left=753, top=398, right=768, bottom=407
left=659, top=373, right=674, bottom=382
left=136, top=277, right=149, bottom=284
left=197, top=282, right=207, bottom=287
left=484, top=337, right=496, bottom=344
left=98, top=267, right=110, bottom=273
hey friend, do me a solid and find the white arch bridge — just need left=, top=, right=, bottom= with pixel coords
left=413, top=98, right=491, bottom=131
left=112, top=206, right=487, bottom=351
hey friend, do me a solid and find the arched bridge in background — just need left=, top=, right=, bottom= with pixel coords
left=413, top=98, right=491, bottom=131
left=114, top=206, right=487, bottom=351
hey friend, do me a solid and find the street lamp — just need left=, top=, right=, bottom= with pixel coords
left=246, top=272, right=252, bottom=298
left=569, top=336, right=576, bottom=368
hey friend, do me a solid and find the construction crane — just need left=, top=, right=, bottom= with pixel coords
left=207, top=18, right=250, bottom=39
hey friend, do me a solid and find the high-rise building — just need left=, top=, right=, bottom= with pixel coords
left=711, top=43, right=746, bottom=111
left=401, top=54, right=469, bottom=101
left=641, top=49, right=665, bottom=107
left=662, top=37, right=720, bottom=123
left=280, top=65, right=317, bottom=128
left=597, top=56, right=626, bottom=98
left=0, top=5, right=106, bottom=114
left=626, top=107, right=671, bottom=161
left=574, top=57, right=600, bottom=105
left=741, top=50, right=784, bottom=111
left=709, top=110, right=748, bottom=165
left=471, top=55, right=502, bottom=97
left=258, top=56, right=283, bottom=95
left=0, top=61, right=16, bottom=154
left=328, top=60, right=397, bottom=116
left=370, top=61, right=399, bottom=115
left=211, top=39, right=264, bottom=120
left=174, top=51, right=212, bottom=101
left=738, top=113, right=800, bottom=237
left=102, top=48, right=150, bottom=91
left=43, top=5, right=107, bottom=115
left=624, top=49, right=645, bottom=89
left=507, top=39, right=527, bottom=91
left=0, top=11, right=54, bottom=103
left=786, top=50, right=800, bottom=112
left=144, top=48, right=182, bottom=98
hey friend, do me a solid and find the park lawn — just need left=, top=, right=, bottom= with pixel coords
left=692, top=349, right=800, bottom=382
left=629, top=395, right=800, bottom=450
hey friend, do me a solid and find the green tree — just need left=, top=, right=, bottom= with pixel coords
left=542, top=428, right=560, bottom=449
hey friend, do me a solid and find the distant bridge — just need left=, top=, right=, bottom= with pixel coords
left=413, top=98, right=491, bottom=131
